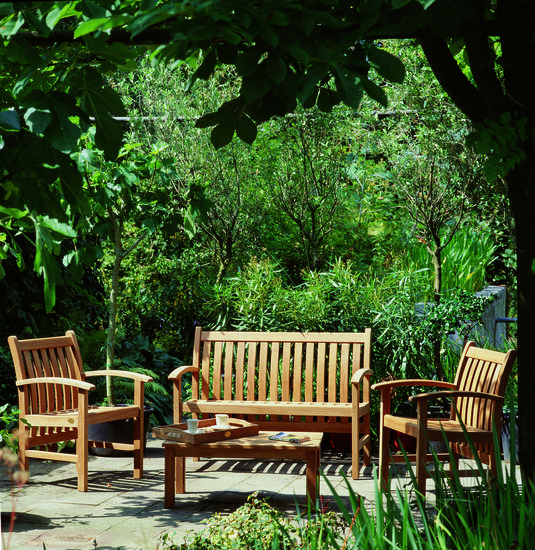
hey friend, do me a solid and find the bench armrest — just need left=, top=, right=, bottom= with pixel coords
left=169, top=365, right=198, bottom=424
left=168, top=365, right=198, bottom=380
left=351, top=369, right=372, bottom=385
left=85, top=370, right=153, bottom=383
left=16, top=377, right=95, bottom=391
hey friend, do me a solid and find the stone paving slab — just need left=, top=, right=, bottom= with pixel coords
left=2, top=435, right=510, bottom=550
left=2, top=437, right=377, bottom=549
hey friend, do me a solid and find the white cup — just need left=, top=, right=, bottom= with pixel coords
left=215, top=414, right=229, bottom=428
left=187, top=418, right=199, bottom=433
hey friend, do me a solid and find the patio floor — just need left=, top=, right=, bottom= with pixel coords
left=1, top=435, right=507, bottom=550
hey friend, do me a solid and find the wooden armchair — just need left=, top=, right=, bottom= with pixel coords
left=8, top=330, right=152, bottom=491
left=372, top=342, right=517, bottom=495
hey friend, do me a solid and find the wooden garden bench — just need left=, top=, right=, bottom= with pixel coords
left=168, top=326, right=373, bottom=479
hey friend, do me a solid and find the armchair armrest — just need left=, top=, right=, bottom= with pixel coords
left=168, top=365, right=198, bottom=380
left=410, top=390, right=504, bottom=404
left=85, top=370, right=153, bottom=383
left=372, top=379, right=456, bottom=392
left=16, top=377, right=95, bottom=391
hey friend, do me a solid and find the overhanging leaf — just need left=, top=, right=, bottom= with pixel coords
left=298, top=64, right=329, bottom=104
left=24, top=107, right=52, bottom=135
left=362, top=77, right=388, bottom=107
left=236, top=114, right=257, bottom=144
left=334, top=67, right=364, bottom=110
left=0, top=110, right=20, bottom=131
left=267, top=53, right=287, bottom=85
left=74, top=17, right=109, bottom=39
left=211, top=117, right=236, bottom=148
left=95, top=114, right=123, bottom=160
left=367, top=45, right=405, bottom=84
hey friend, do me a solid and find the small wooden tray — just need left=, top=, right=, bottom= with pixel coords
left=152, top=418, right=259, bottom=444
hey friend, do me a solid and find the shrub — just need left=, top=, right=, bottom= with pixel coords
left=406, top=222, right=498, bottom=296
left=160, top=493, right=348, bottom=549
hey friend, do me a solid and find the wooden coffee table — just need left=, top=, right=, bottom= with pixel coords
left=162, top=432, right=322, bottom=508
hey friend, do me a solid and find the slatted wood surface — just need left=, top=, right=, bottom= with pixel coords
left=192, top=330, right=370, bottom=423
left=9, top=330, right=151, bottom=491
left=372, top=341, right=517, bottom=495
left=169, top=326, right=373, bottom=479
left=451, top=344, right=515, bottom=460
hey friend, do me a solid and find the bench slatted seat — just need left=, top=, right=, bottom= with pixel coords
left=169, top=327, right=373, bottom=479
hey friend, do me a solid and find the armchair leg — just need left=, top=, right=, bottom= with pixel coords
left=415, top=432, right=427, bottom=496
left=362, top=415, right=371, bottom=467
left=133, top=413, right=143, bottom=479
left=18, top=422, right=29, bottom=473
left=379, top=425, right=390, bottom=490
left=77, top=435, right=89, bottom=492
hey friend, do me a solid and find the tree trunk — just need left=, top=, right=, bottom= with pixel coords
left=106, top=208, right=125, bottom=406
left=431, top=246, right=444, bottom=380
left=506, top=157, right=535, bottom=480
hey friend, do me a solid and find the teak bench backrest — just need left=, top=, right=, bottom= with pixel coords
left=191, top=327, right=371, bottom=415
left=10, top=331, right=85, bottom=416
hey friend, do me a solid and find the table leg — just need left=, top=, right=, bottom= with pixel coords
left=306, top=448, right=320, bottom=504
left=175, top=455, right=186, bottom=493
left=164, top=447, right=175, bottom=509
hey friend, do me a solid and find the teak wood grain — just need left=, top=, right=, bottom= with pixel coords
left=169, top=326, right=373, bottom=479
left=372, top=341, right=517, bottom=495
left=8, top=331, right=152, bottom=491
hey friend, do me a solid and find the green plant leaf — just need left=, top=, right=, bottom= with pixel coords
left=74, top=17, right=109, bottom=39
left=362, top=78, right=388, bottom=107
left=298, top=64, right=328, bottom=104
left=367, top=45, right=405, bottom=84
left=0, top=110, right=20, bottom=131
left=44, top=100, right=81, bottom=154
left=211, top=118, right=235, bottom=149
left=195, top=111, right=221, bottom=129
left=236, top=114, right=257, bottom=144
left=267, top=53, right=287, bottom=85
left=24, top=107, right=52, bottom=135
left=334, top=68, right=363, bottom=110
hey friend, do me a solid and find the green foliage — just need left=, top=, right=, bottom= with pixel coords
left=79, top=330, right=179, bottom=426
left=373, top=271, right=494, bottom=381
left=0, top=404, right=24, bottom=453
left=202, top=260, right=495, bottom=391
left=200, top=258, right=373, bottom=334
left=159, top=416, right=532, bottom=550
left=160, top=493, right=348, bottom=549
left=322, top=435, right=533, bottom=549
left=406, top=223, right=498, bottom=296
left=469, top=112, right=529, bottom=182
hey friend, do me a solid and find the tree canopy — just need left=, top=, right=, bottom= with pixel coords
left=1, top=0, right=534, bottom=477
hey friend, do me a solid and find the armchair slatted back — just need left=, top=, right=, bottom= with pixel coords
left=452, top=342, right=516, bottom=459
left=9, top=330, right=84, bottom=415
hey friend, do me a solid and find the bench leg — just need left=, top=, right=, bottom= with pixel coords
left=306, top=448, right=319, bottom=504
left=352, top=421, right=360, bottom=480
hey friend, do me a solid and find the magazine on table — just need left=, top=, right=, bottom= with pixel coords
left=268, top=432, right=310, bottom=443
